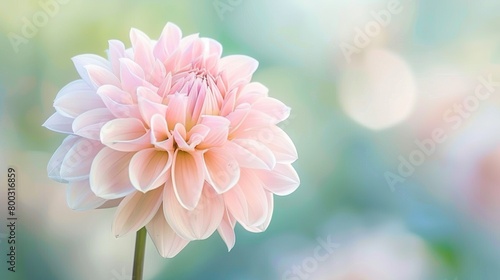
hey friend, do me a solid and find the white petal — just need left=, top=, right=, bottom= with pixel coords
left=43, top=112, right=74, bottom=134
left=66, top=179, right=107, bottom=210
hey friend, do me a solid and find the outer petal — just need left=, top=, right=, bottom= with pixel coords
left=241, top=191, right=273, bottom=233
left=66, top=179, right=107, bottom=210
left=223, top=169, right=269, bottom=228
left=251, top=97, right=290, bottom=123
left=226, top=139, right=276, bottom=170
left=100, top=118, right=152, bottom=152
left=217, top=210, right=236, bottom=251
left=84, top=64, right=121, bottom=88
left=53, top=80, right=100, bottom=118
left=146, top=207, right=189, bottom=258
left=53, top=87, right=105, bottom=118
left=204, top=148, right=240, bottom=194
left=72, top=54, right=112, bottom=88
left=112, top=187, right=163, bottom=237
left=154, top=22, right=182, bottom=62
left=72, top=108, right=115, bottom=140
left=172, top=150, right=205, bottom=210
left=218, top=55, right=258, bottom=90
left=129, top=148, right=172, bottom=193
left=89, top=147, right=136, bottom=199
left=234, top=125, right=298, bottom=163
left=43, top=112, right=74, bottom=134
left=255, top=163, right=300, bottom=196
left=47, top=135, right=79, bottom=183
left=164, top=181, right=224, bottom=240
left=60, top=138, right=103, bottom=181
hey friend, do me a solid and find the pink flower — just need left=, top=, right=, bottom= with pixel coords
left=44, top=22, right=299, bottom=257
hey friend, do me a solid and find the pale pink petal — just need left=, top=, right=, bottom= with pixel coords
left=150, top=114, right=172, bottom=148
left=146, top=207, right=189, bottom=258
left=154, top=22, right=182, bottom=62
left=54, top=80, right=93, bottom=101
left=137, top=92, right=167, bottom=127
left=112, top=187, right=163, bottom=237
left=172, top=150, right=205, bottom=210
left=66, top=179, right=107, bottom=210
left=197, top=116, right=230, bottom=149
left=47, top=135, right=79, bottom=183
left=85, top=64, right=121, bottom=88
left=54, top=88, right=105, bottom=118
left=43, top=112, right=73, bottom=134
left=241, top=191, right=273, bottom=233
left=204, top=148, right=240, bottom=194
left=107, top=39, right=126, bottom=76
left=255, top=163, right=300, bottom=196
left=119, top=58, right=147, bottom=94
left=226, top=139, right=276, bottom=170
left=251, top=97, right=290, bottom=123
left=218, top=55, right=258, bottom=90
left=166, top=93, right=188, bottom=130
left=97, top=85, right=141, bottom=119
left=72, top=108, right=115, bottom=140
left=236, top=82, right=269, bottom=105
left=100, top=118, right=152, bottom=152
left=223, top=169, right=269, bottom=227
left=172, top=123, right=191, bottom=151
left=187, top=124, right=210, bottom=148
left=129, top=148, right=171, bottom=192
left=72, top=54, right=111, bottom=88
left=89, top=147, right=136, bottom=199
left=233, top=125, right=298, bottom=163
left=217, top=210, right=236, bottom=251
left=60, top=138, right=103, bottom=181
left=130, top=28, right=154, bottom=74
left=164, top=181, right=224, bottom=240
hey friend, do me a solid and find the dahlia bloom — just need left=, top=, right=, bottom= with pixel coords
left=44, top=22, right=299, bottom=257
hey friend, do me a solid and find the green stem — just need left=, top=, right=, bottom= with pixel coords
left=132, top=227, right=147, bottom=280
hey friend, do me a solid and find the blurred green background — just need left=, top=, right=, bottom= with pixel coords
left=2, top=0, right=500, bottom=279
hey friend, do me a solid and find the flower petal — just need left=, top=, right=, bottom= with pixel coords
left=130, top=28, right=154, bottom=75
left=60, top=138, right=103, bottom=181
left=85, top=64, right=121, bottom=88
left=166, top=93, right=188, bottom=130
left=172, top=150, right=205, bottom=210
left=154, top=22, right=182, bottom=62
left=218, top=55, right=258, bottom=90
left=47, top=135, right=79, bottom=183
left=97, top=85, right=141, bottom=119
left=112, top=187, right=163, bottom=237
left=72, top=108, right=115, bottom=140
left=107, top=39, right=126, bottom=76
left=223, top=169, right=268, bottom=227
left=251, top=97, right=290, bottom=123
left=241, top=191, right=273, bottom=233
left=164, top=181, right=224, bottom=240
left=72, top=54, right=112, bottom=88
left=138, top=92, right=167, bottom=127
left=256, top=163, right=300, bottom=196
left=89, top=147, right=136, bottom=199
left=43, top=112, right=74, bottom=134
left=146, top=207, right=189, bottom=258
left=53, top=88, right=105, bottom=118
left=226, top=139, right=276, bottom=170
left=100, top=118, right=152, bottom=152
left=197, top=116, right=230, bottom=149
left=66, top=179, right=107, bottom=210
left=129, top=148, right=172, bottom=193
left=217, top=210, right=236, bottom=251
left=204, top=148, right=240, bottom=194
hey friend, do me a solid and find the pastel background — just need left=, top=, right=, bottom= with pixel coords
left=1, top=0, right=500, bottom=279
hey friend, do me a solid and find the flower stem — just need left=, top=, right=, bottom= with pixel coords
left=132, top=227, right=147, bottom=280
